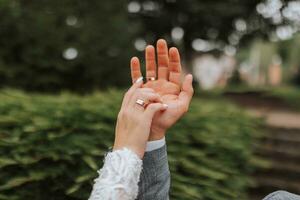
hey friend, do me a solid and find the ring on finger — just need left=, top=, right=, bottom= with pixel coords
left=136, top=99, right=146, bottom=108
left=147, top=77, right=156, bottom=81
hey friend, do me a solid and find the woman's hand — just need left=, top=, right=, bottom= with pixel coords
left=130, top=39, right=194, bottom=141
left=113, top=77, right=168, bottom=158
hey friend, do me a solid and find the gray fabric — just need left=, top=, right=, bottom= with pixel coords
left=137, top=145, right=300, bottom=200
left=263, top=191, right=300, bottom=200
left=137, top=145, right=170, bottom=200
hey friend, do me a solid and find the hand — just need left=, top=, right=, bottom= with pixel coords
left=113, top=77, right=168, bottom=158
left=130, top=39, right=194, bottom=140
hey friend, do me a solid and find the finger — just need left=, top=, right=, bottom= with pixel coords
left=130, top=57, right=142, bottom=84
left=130, top=76, right=144, bottom=91
left=123, top=76, right=144, bottom=106
left=142, top=92, right=162, bottom=104
left=143, top=103, right=168, bottom=119
left=168, top=47, right=182, bottom=85
left=139, top=88, right=155, bottom=93
left=131, top=90, right=163, bottom=108
left=145, top=45, right=157, bottom=80
left=178, top=74, right=194, bottom=111
left=157, top=39, right=169, bottom=80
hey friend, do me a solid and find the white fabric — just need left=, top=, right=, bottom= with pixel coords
left=145, top=137, right=166, bottom=152
left=88, top=148, right=142, bottom=200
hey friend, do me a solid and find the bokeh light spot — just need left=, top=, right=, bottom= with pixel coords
left=63, top=48, right=78, bottom=60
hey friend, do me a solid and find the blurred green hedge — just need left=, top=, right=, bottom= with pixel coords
left=0, top=90, right=259, bottom=200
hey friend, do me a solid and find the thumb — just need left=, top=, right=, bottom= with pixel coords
left=144, top=103, right=168, bottom=119
left=179, top=74, right=194, bottom=103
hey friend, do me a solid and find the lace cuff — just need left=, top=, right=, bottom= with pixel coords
left=88, top=148, right=143, bottom=200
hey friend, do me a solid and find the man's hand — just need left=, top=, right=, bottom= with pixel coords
left=130, top=39, right=194, bottom=140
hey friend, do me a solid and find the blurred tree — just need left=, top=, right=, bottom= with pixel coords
left=279, top=34, right=300, bottom=85
left=0, top=0, right=299, bottom=91
left=129, top=0, right=264, bottom=56
left=0, top=0, right=140, bottom=92
left=129, top=0, right=299, bottom=70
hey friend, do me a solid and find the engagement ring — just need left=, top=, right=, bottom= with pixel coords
left=136, top=99, right=146, bottom=107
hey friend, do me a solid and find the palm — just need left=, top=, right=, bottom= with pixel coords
left=130, top=39, right=193, bottom=139
left=143, top=79, right=182, bottom=131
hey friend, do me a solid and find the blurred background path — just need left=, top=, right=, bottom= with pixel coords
left=226, top=91, right=300, bottom=200
left=226, top=91, right=300, bottom=128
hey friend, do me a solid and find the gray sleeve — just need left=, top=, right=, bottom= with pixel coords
left=263, top=191, right=300, bottom=200
left=137, top=145, right=170, bottom=200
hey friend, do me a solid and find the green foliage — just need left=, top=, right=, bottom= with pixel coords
left=0, top=89, right=259, bottom=200
left=0, top=0, right=139, bottom=92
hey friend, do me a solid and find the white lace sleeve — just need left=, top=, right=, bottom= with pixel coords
left=88, top=148, right=143, bottom=200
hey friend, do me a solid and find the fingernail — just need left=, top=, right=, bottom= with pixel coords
left=135, top=77, right=143, bottom=83
left=163, top=104, right=168, bottom=109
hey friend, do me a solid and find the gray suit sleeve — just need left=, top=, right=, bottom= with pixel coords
left=263, top=191, right=300, bottom=200
left=137, top=145, right=170, bottom=200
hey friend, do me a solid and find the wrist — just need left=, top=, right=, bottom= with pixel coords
left=113, top=141, right=146, bottom=159
left=149, top=128, right=166, bottom=141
